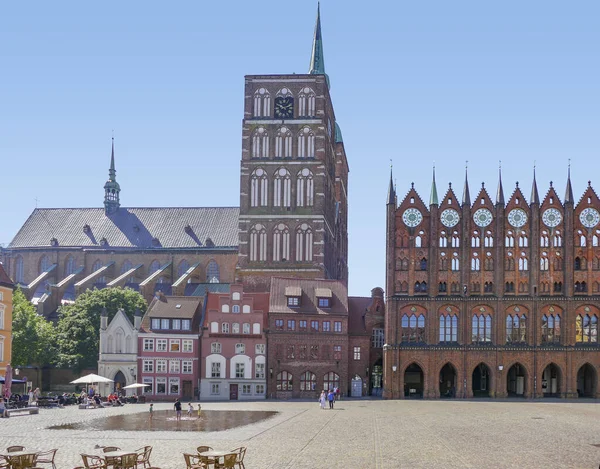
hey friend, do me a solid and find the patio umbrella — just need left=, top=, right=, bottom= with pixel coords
left=3, top=364, right=12, bottom=399
left=70, top=373, right=114, bottom=384
left=122, top=383, right=150, bottom=389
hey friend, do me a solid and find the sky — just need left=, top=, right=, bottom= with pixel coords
left=1, top=1, right=599, bottom=296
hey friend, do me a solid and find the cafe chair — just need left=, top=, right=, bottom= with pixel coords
left=0, top=455, right=9, bottom=469
left=36, top=448, right=58, bottom=469
left=221, top=453, right=238, bottom=469
left=183, top=453, right=206, bottom=469
left=6, top=453, right=44, bottom=469
left=135, top=446, right=152, bottom=468
left=229, top=447, right=246, bottom=469
left=196, top=447, right=215, bottom=467
left=7, top=446, right=26, bottom=453
left=114, top=453, right=137, bottom=469
left=81, top=454, right=108, bottom=469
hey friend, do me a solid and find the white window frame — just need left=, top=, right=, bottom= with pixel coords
left=211, top=342, right=222, bottom=354
left=156, top=377, right=167, bottom=394
left=172, top=319, right=181, bottom=330
left=235, top=363, right=245, bottom=378
left=235, top=343, right=245, bottom=354
left=161, top=319, right=169, bottom=329
left=182, top=339, right=193, bottom=353
left=156, top=359, right=167, bottom=373
left=182, top=360, right=193, bottom=374
left=255, top=344, right=265, bottom=355
left=143, top=339, right=154, bottom=351
left=222, top=323, right=230, bottom=333
left=255, top=384, right=265, bottom=395
left=169, top=360, right=180, bottom=373
left=156, top=339, right=167, bottom=352
left=182, top=319, right=191, bottom=330
left=211, top=362, right=221, bottom=378
left=211, top=382, right=220, bottom=395
left=151, top=319, right=160, bottom=330
left=143, top=360, right=154, bottom=373
left=169, top=377, right=180, bottom=395
left=142, top=377, right=153, bottom=394
left=243, top=323, right=250, bottom=334
left=255, top=362, right=265, bottom=379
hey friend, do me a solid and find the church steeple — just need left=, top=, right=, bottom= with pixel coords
left=104, top=137, right=121, bottom=215
left=387, top=165, right=396, bottom=205
left=308, top=3, right=330, bottom=88
left=462, top=164, right=471, bottom=207
left=564, top=162, right=574, bottom=204
left=430, top=165, right=438, bottom=206
left=531, top=165, right=540, bottom=205
left=496, top=163, right=505, bottom=206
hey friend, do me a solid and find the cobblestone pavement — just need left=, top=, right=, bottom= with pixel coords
left=1, top=399, right=600, bottom=468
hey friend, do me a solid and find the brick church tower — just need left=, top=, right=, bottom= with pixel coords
left=237, top=5, right=349, bottom=292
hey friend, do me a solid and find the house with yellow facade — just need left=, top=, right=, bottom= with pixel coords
left=0, top=263, right=14, bottom=374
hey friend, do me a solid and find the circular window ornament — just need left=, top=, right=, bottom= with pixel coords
left=473, top=208, right=493, bottom=227
left=440, top=209, right=460, bottom=228
left=402, top=208, right=423, bottom=228
left=580, top=207, right=600, bottom=228
left=508, top=209, right=528, bottom=227
left=542, top=208, right=562, bottom=228
left=514, top=306, right=520, bottom=312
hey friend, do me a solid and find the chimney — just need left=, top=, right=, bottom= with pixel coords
left=134, top=308, right=142, bottom=330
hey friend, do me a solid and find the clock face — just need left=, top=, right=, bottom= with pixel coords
left=402, top=208, right=423, bottom=228
left=542, top=208, right=562, bottom=228
left=473, top=208, right=493, bottom=227
left=274, top=97, right=294, bottom=118
left=508, top=209, right=528, bottom=228
left=440, top=209, right=460, bottom=228
left=580, top=207, right=600, bottom=228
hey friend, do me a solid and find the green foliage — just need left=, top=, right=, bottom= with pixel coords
left=55, top=287, right=147, bottom=372
left=11, top=288, right=57, bottom=367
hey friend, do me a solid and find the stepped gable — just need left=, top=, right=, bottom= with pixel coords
left=396, top=183, right=429, bottom=232
left=540, top=183, right=563, bottom=209
left=574, top=182, right=600, bottom=231
left=506, top=182, right=528, bottom=208
left=471, top=183, right=495, bottom=210
left=575, top=181, right=600, bottom=210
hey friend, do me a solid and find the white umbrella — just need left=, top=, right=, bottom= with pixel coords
left=70, top=373, right=114, bottom=384
left=122, top=383, right=150, bottom=389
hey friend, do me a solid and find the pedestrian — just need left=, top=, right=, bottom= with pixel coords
left=187, top=402, right=194, bottom=417
left=149, top=403, right=154, bottom=420
left=336, top=386, right=341, bottom=401
left=174, top=398, right=182, bottom=421
left=28, top=388, right=35, bottom=406
left=333, top=386, right=338, bottom=401
left=319, top=390, right=326, bottom=410
left=0, top=397, right=7, bottom=418
left=197, top=404, right=202, bottom=418
left=327, top=389, right=335, bottom=409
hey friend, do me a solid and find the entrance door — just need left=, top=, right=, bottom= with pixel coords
left=542, top=364, right=560, bottom=397
left=351, top=377, right=363, bottom=397
left=113, top=371, right=126, bottom=394
left=472, top=363, right=491, bottom=397
left=439, top=363, right=457, bottom=398
left=229, top=384, right=238, bottom=400
left=404, top=363, right=424, bottom=398
left=507, top=363, right=526, bottom=397
left=577, top=363, right=597, bottom=397
left=371, top=359, right=383, bottom=397
left=182, top=380, right=192, bottom=399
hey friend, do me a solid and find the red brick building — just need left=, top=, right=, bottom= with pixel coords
left=384, top=168, right=599, bottom=399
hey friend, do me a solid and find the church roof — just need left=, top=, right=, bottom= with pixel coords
left=9, top=207, right=239, bottom=249
left=0, top=263, right=14, bottom=289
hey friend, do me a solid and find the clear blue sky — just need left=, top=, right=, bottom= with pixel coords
left=1, top=1, right=599, bottom=296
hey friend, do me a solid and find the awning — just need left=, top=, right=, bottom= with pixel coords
left=285, top=286, right=302, bottom=297
left=0, top=376, right=27, bottom=384
left=315, top=288, right=332, bottom=298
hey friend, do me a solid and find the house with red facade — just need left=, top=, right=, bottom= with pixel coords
left=138, top=294, right=204, bottom=401
left=201, top=285, right=269, bottom=400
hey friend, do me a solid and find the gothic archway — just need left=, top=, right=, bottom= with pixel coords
left=472, top=363, right=491, bottom=397
left=439, top=363, right=457, bottom=398
left=371, top=358, right=383, bottom=397
left=506, top=363, right=527, bottom=397
left=404, top=363, right=424, bottom=398
left=113, top=370, right=126, bottom=394
left=541, top=363, right=561, bottom=397
left=577, top=363, right=597, bottom=398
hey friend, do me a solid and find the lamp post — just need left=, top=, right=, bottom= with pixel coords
left=392, top=365, right=397, bottom=398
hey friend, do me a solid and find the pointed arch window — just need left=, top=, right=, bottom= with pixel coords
left=553, top=257, right=563, bottom=271
left=593, top=234, right=599, bottom=247
left=439, top=314, right=458, bottom=343
left=252, top=127, right=269, bottom=158
left=415, top=231, right=425, bottom=248
left=484, top=231, right=494, bottom=247
left=177, top=260, right=189, bottom=277
left=471, top=231, right=480, bottom=248
left=451, top=232, right=460, bottom=248
left=518, top=257, right=528, bottom=271
left=553, top=281, right=562, bottom=293
left=484, top=281, right=493, bottom=293
left=149, top=260, right=161, bottom=275
left=39, top=255, right=51, bottom=274
left=273, top=168, right=291, bottom=207
left=575, top=314, right=598, bottom=343
left=439, top=231, right=448, bottom=248
left=451, top=258, right=460, bottom=271
left=518, top=233, right=528, bottom=247
left=540, top=256, right=549, bottom=271
left=65, top=256, right=76, bottom=276
left=506, top=314, right=527, bottom=343
left=207, top=260, right=220, bottom=283
left=253, top=88, right=271, bottom=117
left=14, top=255, right=24, bottom=283
left=295, top=224, right=313, bottom=262
left=505, top=232, right=515, bottom=247
left=574, top=281, right=588, bottom=293
left=401, top=314, right=425, bottom=343
left=121, top=259, right=135, bottom=283
left=438, top=281, right=447, bottom=293
left=249, top=224, right=267, bottom=262
left=296, top=168, right=314, bottom=207
left=505, top=257, right=515, bottom=270
left=439, top=257, right=448, bottom=270
left=553, top=231, right=562, bottom=247
left=541, top=231, right=549, bottom=247
left=580, top=234, right=587, bottom=247
left=297, top=126, right=315, bottom=158
left=541, top=314, right=561, bottom=343
left=471, top=314, right=492, bottom=343
left=92, top=259, right=106, bottom=284
left=471, top=257, right=480, bottom=271
left=250, top=168, right=269, bottom=207
left=484, top=257, right=494, bottom=271
left=275, top=126, right=293, bottom=158
left=273, top=224, right=290, bottom=262
left=298, top=87, right=316, bottom=117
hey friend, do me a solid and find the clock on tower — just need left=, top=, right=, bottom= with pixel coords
left=274, top=96, right=294, bottom=118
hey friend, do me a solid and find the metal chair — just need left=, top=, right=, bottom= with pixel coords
left=229, top=447, right=246, bottom=469
left=36, top=449, right=58, bottom=469
left=7, top=446, right=26, bottom=453
left=134, top=446, right=152, bottom=469
left=81, top=454, right=108, bottom=469
left=102, top=448, right=121, bottom=468
left=183, top=453, right=206, bottom=469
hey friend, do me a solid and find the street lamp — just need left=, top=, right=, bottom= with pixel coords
left=14, top=368, right=20, bottom=376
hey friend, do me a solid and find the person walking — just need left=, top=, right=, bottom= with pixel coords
left=327, top=389, right=335, bottom=409
left=187, top=402, right=194, bottom=417
left=149, top=403, right=154, bottom=421
left=174, top=398, right=182, bottom=421
left=319, top=390, right=327, bottom=410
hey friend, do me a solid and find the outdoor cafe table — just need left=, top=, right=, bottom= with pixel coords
left=198, top=450, right=232, bottom=468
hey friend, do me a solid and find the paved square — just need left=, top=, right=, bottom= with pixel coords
left=1, top=399, right=600, bottom=468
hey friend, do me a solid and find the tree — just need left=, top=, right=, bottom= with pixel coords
left=11, top=288, right=57, bottom=367
left=56, top=287, right=147, bottom=372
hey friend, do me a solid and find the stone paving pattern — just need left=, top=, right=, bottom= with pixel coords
left=1, top=399, right=600, bottom=468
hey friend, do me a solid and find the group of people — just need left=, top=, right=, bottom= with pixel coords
left=319, top=387, right=341, bottom=409
left=149, top=399, right=203, bottom=421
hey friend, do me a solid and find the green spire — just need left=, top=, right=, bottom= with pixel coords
left=430, top=165, right=438, bottom=206
left=104, top=137, right=121, bottom=215
left=309, top=3, right=330, bottom=88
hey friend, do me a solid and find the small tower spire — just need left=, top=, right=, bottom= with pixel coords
left=530, top=164, right=540, bottom=205
left=308, top=3, right=330, bottom=88
left=104, top=136, right=121, bottom=215
left=496, top=161, right=505, bottom=206
left=387, top=162, right=396, bottom=205
left=462, top=162, right=471, bottom=207
left=430, top=165, right=438, bottom=206
left=565, top=160, right=574, bottom=204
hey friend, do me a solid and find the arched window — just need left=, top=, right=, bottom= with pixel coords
left=273, top=168, right=291, bottom=207
left=298, top=87, right=316, bottom=117
left=484, top=257, right=494, bottom=271
left=295, top=224, right=313, bottom=262
left=297, top=126, right=315, bottom=158
left=541, top=232, right=549, bottom=247
left=250, top=168, right=269, bottom=207
left=484, top=232, right=494, bottom=247
left=451, top=233, right=460, bottom=247
left=92, top=259, right=106, bottom=284
left=505, top=233, right=515, bottom=247
left=439, top=314, right=458, bottom=343
left=14, top=256, right=24, bottom=283
left=506, top=314, right=527, bottom=343
left=296, top=168, right=314, bottom=207
left=121, top=260, right=135, bottom=283
left=576, top=314, right=598, bottom=343
left=518, top=257, right=528, bottom=271
left=275, top=126, right=293, bottom=158
left=149, top=260, right=161, bottom=275
left=401, top=314, right=425, bottom=343
left=399, top=258, right=409, bottom=271
left=553, top=232, right=562, bottom=247
left=471, top=231, right=480, bottom=248
left=439, top=231, right=447, bottom=248
left=518, top=234, right=528, bottom=247
left=541, top=314, right=561, bottom=343
left=438, top=282, right=447, bottom=293
left=471, top=314, right=492, bottom=343
left=323, top=372, right=340, bottom=392
left=594, top=234, right=599, bottom=247
left=580, top=235, right=587, bottom=247
left=540, top=257, right=549, bottom=271
left=249, top=224, right=267, bottom=262
left=575, top=257, right=582, bottom=270
left=451, top=258, right=459, bottom=271
left=206, top=260, right=220, bottom=283
left=273, top=224, right=290, bottom=262
left=65, top=256, right=76, bottom=276
left=471, top=257, right=480, bottom=271
left=505, top=282, right=515, bottom=293
left=252, top=127, right=269, bottom=158
left=276, top=371, right=293, bottom=391
left=39, top=255, right=51, bottom=274
left=484, top=281, right=493, bottom=293
left=420, top=258, right=427, bottom=270
left=553, top=257, right=563, bottom=271
left=253, top=88, right=271, bottom=117
left=177, top=260, right=190, bottom=277
left=439, top=257, right=448, bottom=270
left=300, top=371, right=317, bottom=391
left=553, top=282, right=562, bottom=293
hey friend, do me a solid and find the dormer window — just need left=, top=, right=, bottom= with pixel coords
left=315, top=288, right=332, bottom=308
left=318, top=298, right=330, bottom=308
left=285, top=285, right=302, bottom=307
left=287, top=297, right=300, bottom=307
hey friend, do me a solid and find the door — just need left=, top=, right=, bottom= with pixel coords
left=351, top=378, right=362, bottom=397
left=229, top=384, right=238, bottom=400
left=182, top=380, right=192, bottom=399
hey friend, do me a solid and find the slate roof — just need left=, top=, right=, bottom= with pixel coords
left=348, top=296, right=371, bottom=335
left=269, top=277, right=348, bottom=315
left=0, top=263, right=14, bottom=289
left=140, top=295, right=204, bottom=333
left=9, top=207, right=239, bottom=249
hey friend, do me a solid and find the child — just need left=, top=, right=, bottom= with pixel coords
left=187, top=402, right=194, bottom=417
left=197, top=404, right=202, bottom=418
left=149, top=403, right=153, bottom=420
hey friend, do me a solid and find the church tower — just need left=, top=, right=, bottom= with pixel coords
left=237, top=5, right=349, bottom=291
left=104, top=137, right=120, bottom=215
